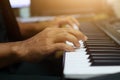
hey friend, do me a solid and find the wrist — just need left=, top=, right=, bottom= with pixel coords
left=11, top=41, right=29, bottom=60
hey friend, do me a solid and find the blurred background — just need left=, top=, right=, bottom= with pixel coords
left=9, top=0, right=120, bottom=22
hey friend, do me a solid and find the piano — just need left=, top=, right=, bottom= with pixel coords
left=63, top=18, right=120, bottom=79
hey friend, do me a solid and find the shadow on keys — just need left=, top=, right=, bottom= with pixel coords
left=87, top=73, right=120, bottom=80
left=66, top=73, right=120, bottom=80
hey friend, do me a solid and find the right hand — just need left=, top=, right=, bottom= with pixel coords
left=13, top=27, right=87, bottom=62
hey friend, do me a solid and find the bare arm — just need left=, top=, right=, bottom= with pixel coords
left=0, top=27, right=87, bottom=68
left=0, top=42, right=21, bottom=68
left=18, top=16, right=80, bottom=39
left=18, top=21, right=57, bottom=39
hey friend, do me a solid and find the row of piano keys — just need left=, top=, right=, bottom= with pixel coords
left=80, top=21, right=120, bottom=66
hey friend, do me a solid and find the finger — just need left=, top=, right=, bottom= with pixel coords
left=59, top=20, right=74, bottom=28
left=66, top=19, right=74, bottom=27
left=64, top=18, right=78, bottom=28
left=55, top=16, right=74, bottom=28
left=55, top=16, right=79, bottom=28
left=64, top=28, right=88, bottom=41
left=55, top=32, right=80, bottom=48
left=70, top=17, right=80, bottom=26
left=53, top=43, right=75, bottom=52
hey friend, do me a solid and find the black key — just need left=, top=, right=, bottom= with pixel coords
left=87, top=49, right=120, bottom=53
left=86, top=41, right=115, bottom=44
left=85, top=43, right=116, bottom=47
left=86, top=42, right=116, bottom=45
left=89, top=53, right=120, bottom=57
left=87, top=37, right=110, bottom=40
left=89, top=56, right=120, bottom=62
left=87, top=35, right=108, bottom=37
left=85, top=33, right=105, bottom=36
left=86, top=40, right=114, bottom=42
left=87, top=46, right=120, bottom=50
left=88, top=38, right=111, bottom=40
left=91, top=60, right=120, bottom=66
left=88, top=53, right=120, bottom=59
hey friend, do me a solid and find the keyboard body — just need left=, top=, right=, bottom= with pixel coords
left=63, top=18, right=120, bottom=79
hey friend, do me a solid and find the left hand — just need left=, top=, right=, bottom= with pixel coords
left=18, top=16, right=80, bottom=39
left=53, top=16, right=80, bottom=28
left=34, top=16, right=80, bottom=31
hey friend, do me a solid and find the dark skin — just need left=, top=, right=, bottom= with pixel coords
left=0, top=0, right=87, bottom=68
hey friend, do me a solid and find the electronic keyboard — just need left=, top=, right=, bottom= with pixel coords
left=63, top=18, right=120, bottom=79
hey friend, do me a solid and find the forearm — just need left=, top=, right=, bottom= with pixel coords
left=18, top=22, right=40, bottom=39
left=0, top=42, right=21, bottom=68
left=18, top=21, right=57, bottom=39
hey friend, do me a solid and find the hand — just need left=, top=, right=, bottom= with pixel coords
left=54, top=16, right=80, bottom=28
left=18, top=16, right=80, bottom=39
left=14, top=27, right=87, bottom=62
left=35, top=16, right=80, bottom=30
